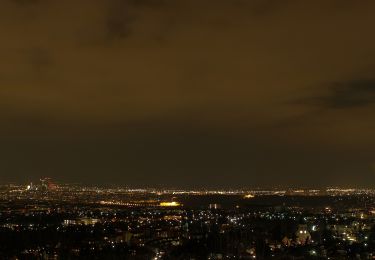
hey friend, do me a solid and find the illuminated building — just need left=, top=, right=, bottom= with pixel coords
left=295, top=224, right=311, bottom=245
left=209, top=203, right=221, bottom=209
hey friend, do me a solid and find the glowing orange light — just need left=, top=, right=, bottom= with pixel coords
left=159, top=201, right=181, bottom=207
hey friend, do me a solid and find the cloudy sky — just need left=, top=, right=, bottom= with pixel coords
left=1, top=0, right=375, bottom=188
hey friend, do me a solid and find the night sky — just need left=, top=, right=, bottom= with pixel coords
left=1, top=0, right=375, bottom=188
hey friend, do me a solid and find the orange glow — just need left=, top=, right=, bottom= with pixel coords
left=159, top=201, right=181, bottom=207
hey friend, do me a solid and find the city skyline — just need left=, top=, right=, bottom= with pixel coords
left=2, top=1, right=375, bottom=187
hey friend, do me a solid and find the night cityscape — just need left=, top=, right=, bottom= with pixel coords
left=2, top=0, right=375, bottom=259
left=2, top=179, right=375, bottom=259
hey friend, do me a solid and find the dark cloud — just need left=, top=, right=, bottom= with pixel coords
left=300, top=80, right=375, bottom=109
left=26, top=47, right=54, bottom=73
left=105, top=1, right=134, bottom=41
left=326, top=80, right=375, bottom=108
left=106, top=17, right=133, bottom=40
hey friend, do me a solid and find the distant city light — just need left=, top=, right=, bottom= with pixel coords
left=159, top=202, right=181, bottom=207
